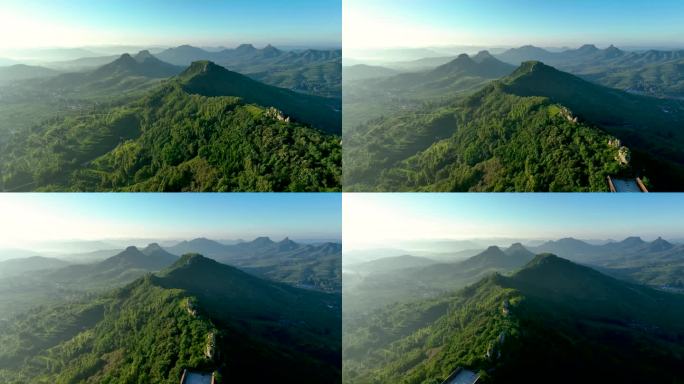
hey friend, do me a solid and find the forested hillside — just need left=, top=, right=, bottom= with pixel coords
left=345, top=61, right=684, bottom=191
left=344, top=254, right=684, bottom=383
left=1, top=61, right=341, bottom=192
left=0, top=254, right=341, bottom=383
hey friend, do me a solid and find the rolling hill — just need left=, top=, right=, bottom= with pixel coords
left=0, top=254, right=341, bottom=383
left=343, top=254, right=684, bottom=383
left=345, top=60, right=684, bottom=191
left=0, top=64, right=58, bottom=85
left=0, top=256, right=70, bottom=278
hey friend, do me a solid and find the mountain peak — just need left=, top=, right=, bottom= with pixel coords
left=649, top=236, right=673, bottom=251
left=124, top=245, right=139, bottom=252
left=236, top=43, right=256, bottom=52
left=180, top=60, right=224, bottom=79
left=506, top=242, right=529, bottom=253
left=143, top=242, right=163, bottom=252
left=484, top=245, right=503, bottom=253
left=472, top=50, right=493, bottom=61
left=578, top=44, right=599, bottom=52
left=252, top=236, right=274, bottom=245
left=620, top=236, right=644, bottom=245
left=134, top=50, right=154, bottom=61
left=175, top=252, right=211, bottom=266
left=525, top=253, right=565, bottom=268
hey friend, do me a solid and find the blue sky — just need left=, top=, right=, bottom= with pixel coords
left=344, top=193, right=684, bottom=249
left=0, top=0, right=341, bottom=48
left=345, top=0, right=684, bottom=49
left=0, top=193, right=341, bottom=247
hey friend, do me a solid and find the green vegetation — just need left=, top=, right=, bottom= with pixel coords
left=1, top=70, right=341, bottom=192
left=345, top=86, right=626, bottom=191
left=0, top=254, right=341, bottom=383
left=0, top=52, right=341, bottom=192
left=344, top=254, right=684, bottom=383
left=345, top=60, right=684, bottom=191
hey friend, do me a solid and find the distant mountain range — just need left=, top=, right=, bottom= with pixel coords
left=0, top=253, right=341, bottom=383
left=152, top=44, right=342, bottom=98
left=344, top=253, right=684, bottom=383
left=2, top=237, right=341, bottom=294
left=344, top=236, right=684, bottom=314
left=495, top=44, right=684, bottom=98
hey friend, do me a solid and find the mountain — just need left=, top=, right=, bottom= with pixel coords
left=0, top=254, right=341, bottom=383
left=365, top=52, right=514, bottom=95
left=0, top=256, right=69, bottom=277
left=532, top=237, right=598, bottom=261
left=166, top=237, right=342, bottom=292
left=496, top=44, right=684, bottom=98
left=156, top=44, right=342, bottom=98
left=343, top=64, right=398, bottom=82
left=343, top=52, right=514, bottom=132
left=47, top=245, right=178, bottom=289
left=178, top=61, right=340, bottom=133
left=37, top=51, right=183, bottom=97
left=345, top=60, right=684, bottom=191
left=0, top=60, right=341, bottom=192
left=496, top=44, right=558, bottom=65
left=0, top=64, right=58, bottom=84
left=344, top=244, right=535, bottom=314
left=92, top=51, right=183, bottom=78
left=166, top=237, right=228, bottom=258
left=344, top=254, right=684, bottom=383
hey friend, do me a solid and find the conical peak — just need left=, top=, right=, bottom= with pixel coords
left=253, top=236, right=274, bottom=244
left=525, top=253, right=565, bottom=268
left=183, top=60, right=222, bottom=77
left=621, top=236, right=644, bottom=244
left=578, top=44, right=599, bottom=52
left=145, top=242, right=162, bottom=250
left=236, top=43, right=256, bottom=51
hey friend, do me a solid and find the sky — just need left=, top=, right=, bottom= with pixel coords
left=0, top=0, right=341, bottom=50
left=0, top=193, right=341, bottom=249
left=344, top=0, right=684, bottom=50
left=344, top=193, right=684, bottom=250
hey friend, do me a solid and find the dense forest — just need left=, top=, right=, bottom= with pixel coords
left=344, top=58, right=684, bottom=191
left=0, top=60, right=341, bottom=192
left=0, top=254, right=342, bottom=383
left=343, top=254, right=684, bottom=384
